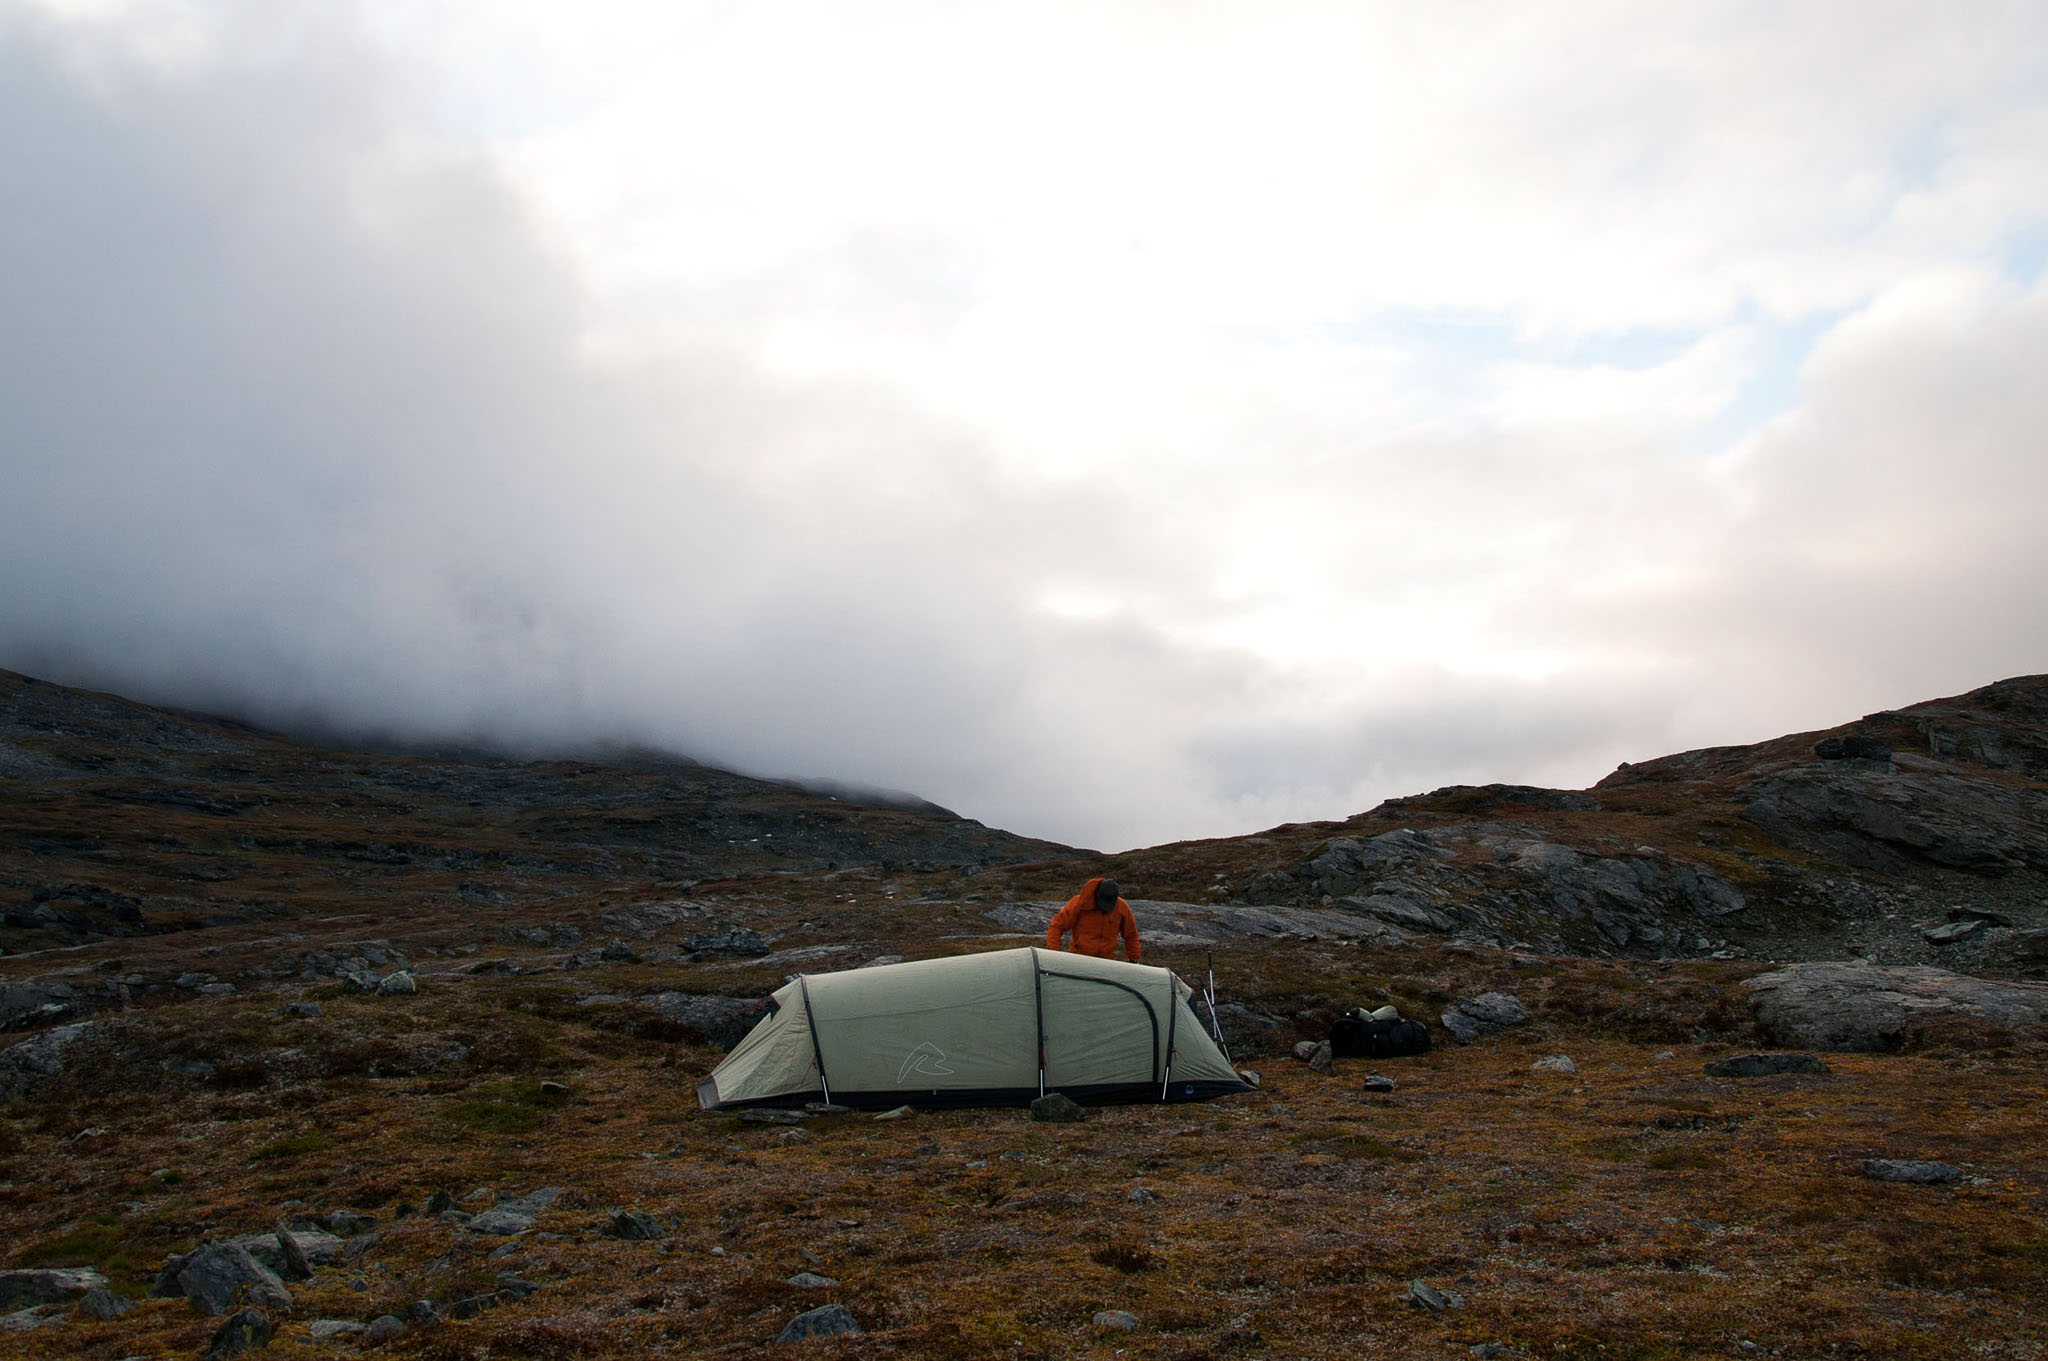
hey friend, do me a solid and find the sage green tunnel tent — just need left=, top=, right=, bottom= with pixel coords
left=696, top=947, right=1252, bottom=1110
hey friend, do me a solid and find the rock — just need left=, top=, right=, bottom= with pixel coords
left=538, top=1080, right=569, bottom=1097
left=1093, top=1310, right=1141, bottom=1332
left=272, top=1225, right=312, bottom=1281
left=208, top=1307, right=275, bottom=1358
left=1814, top=735, right=1893, bottom=762
left=1361, top=1074, right=1396, bottom=1093
left=683, top=930, right=770, bottom=959
left=739, top=1108, right=808, bottom=1125
left=641, top=992, right=768, bottom=1050
left=1292, top=1041, right=1320, bottom=1062
left=1237, top=1069, right=1261, bottom=1088
left=1030, top=1093, right=1086, bottom=1123
left=0, top=982, right=78, bottom=1032
left=466, top=1186, right=563, bottom=1236
left=0, top=1304, right=63, bottom=1332
left=1703, top=1052, right=1831, bottom=1078
left=1923, top=919, right=1987, bottom=945
left=424, top=1191, right=455, bottom=1215
left=0, top=1022, right=97, bottom=1101
left=1861, top=1158, right=1964, bottom=1185
left=281, top=1001, right=322, bottom=1018
left=1403, top=1279, right=1465, bottom=1310
left=362, top=1313, right=407, bottom=1345
left=340, top=971, right=380, bottom=994
left=1983, top=928, right=2048, bottom=979
left=1440, top=992, right=1530, bottom=1045
left=376, top=971, right=416, bottom=996
left=1127, top=1187, right=1155, bottom=1202
left=873, top=1105, right=915, bottom=1121
left=0, top=1268, right=107, bottom=1310
left=169, top=1243, right=290, bottom=1316
left=1307, top=1040, right=1334, bottom=1074
left=306, top=1320, right=367, bottom=1341
left=786, top=1273, right=838, bottom=1287
left=598, top=939, right=641, bottom=963
left=1745, top=963, right=2048, bottom=1052
left=605, top=1209, right=665, bottom=1241
left=776, top=1303, right=863, bottom=1341
left=495, top=1272, right=540, bottom=1298
left=1531, top=1055, right=1577, bottom=1074
left=325, top=1211, right=378, bottom=1236
left=78, top=1286, right=132, bottom=1319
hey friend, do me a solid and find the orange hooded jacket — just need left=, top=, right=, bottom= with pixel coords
left=1045, top=877, right=1141, bottom=962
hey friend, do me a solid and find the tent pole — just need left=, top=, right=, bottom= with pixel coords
left=797, top=974, right=831, bottom=1106
left=1030, top=948, right=1046, bottom=1098
left=1160, top=975, right=1179, bottom=1101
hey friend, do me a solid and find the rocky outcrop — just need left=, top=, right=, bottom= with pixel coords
left=1745, top=962, right=2048, bottom=1052
left=1741, top=765, right=2048, bottom=876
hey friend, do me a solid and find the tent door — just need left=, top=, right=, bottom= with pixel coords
left=1039, top=970, right=1160, bottom=1090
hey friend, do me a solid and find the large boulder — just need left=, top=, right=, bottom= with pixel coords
left=1745, top=962, right=2048, bottom=1052
left=155, top=1243, right=290, bottom=1316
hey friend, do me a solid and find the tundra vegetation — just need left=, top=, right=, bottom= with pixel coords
left=0, top=669, right=2044, bottom=1357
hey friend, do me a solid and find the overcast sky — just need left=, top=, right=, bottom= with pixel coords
left=4, top=1, right=2046, bottom=850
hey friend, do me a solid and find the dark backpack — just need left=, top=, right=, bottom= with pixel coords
left=1328, top=1015, right=1432, bottom=1059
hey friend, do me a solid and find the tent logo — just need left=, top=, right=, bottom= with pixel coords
left=896, top=1042, right=954, bottom=1084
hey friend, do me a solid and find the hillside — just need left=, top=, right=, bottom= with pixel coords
left=0, top=669, right=2044, bottom=1357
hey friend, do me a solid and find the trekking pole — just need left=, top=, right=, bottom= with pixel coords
left=1204, top=951, right=1232, bottom=1064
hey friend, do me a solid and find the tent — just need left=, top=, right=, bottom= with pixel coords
left=696, top=947, right=1252, bottom=1110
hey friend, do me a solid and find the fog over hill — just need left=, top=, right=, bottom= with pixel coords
left=5, top=3, right=2048, bottom=851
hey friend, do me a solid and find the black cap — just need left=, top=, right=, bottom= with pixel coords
left=1095, top=878, right=1120, bottom=904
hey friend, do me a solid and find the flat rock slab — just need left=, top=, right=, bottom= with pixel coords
left=1746, top=962, right=2048, bottom=1052
left=1861, top=1158, right=1965, bottom=1185
left=777, top=1303, right=862, bottom=1341
left=1093, top=1310, right=1141, bottom=1331
left=1703, top=1052, right=1831, bottom=1079
left=0, top=1267, right=107, bottom=1310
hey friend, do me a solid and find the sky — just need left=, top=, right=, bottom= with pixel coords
left=4, top=0, right=2047, bottom=851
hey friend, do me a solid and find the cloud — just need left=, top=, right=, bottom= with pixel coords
left=2, top=2, right=2046, bottom=855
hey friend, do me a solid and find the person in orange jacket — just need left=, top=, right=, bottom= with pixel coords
left=1045, top=876, right=1141, bottom=963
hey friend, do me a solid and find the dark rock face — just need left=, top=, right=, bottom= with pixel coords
left=1741, top=765, right=2047, bottom=877
left=1703, top=1052, right=1831, bottom=1078
left=777, top=1303, right=863, bottom=1341
left=641, top=992, right=767, bottom=1050
left=1746, top=962, right=2048, bottom=1052
left=1814, top=735, right=1893, bottom=762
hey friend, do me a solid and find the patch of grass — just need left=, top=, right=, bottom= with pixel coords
left=14, top=1223, right=137, bottom=1286
left=444, top=1078, right=569, bottom=1134
left=250, top=1130, right=336, bottom=1161
left=1090, top=1239, right=1157, bottom=1272
left=1643, top=1147, right=1719, bottom=1171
